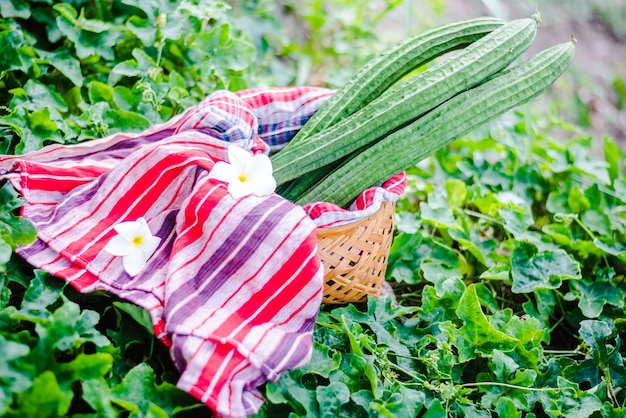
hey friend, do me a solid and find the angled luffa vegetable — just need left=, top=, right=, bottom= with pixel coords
left=277, top=17, right=505, bottom=200
left=289, top=16, right=505, bottom=143
left=271, top=17, right=539, bottom=186
left=272, top=16, right=574, bottom=208
left=295, top=40, right=576, bottom=207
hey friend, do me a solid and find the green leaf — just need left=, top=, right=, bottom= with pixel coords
left=420, top=201, right=456, bottom=228
left=29, top=108, right=56, bottom=132
left=561, top=393, right=603, bottom=418
left=530, top=295, right=554, bottom=335
left=0, top=336, right=33, bottom=415
left=421, top=261, right=464, bottom=298
left=0, top=28, right=29, bottom=73
left=350, top=389, right=376, bottom=416
left=498, top=206, right=534, bottom=238
left=105, top=328, right=143, bottom=373
left=0, top=183, right=37, bottom=253
left=316, top=382, right=349, bottom=418
left=15, top=296, right=109, bottom=362
left=160, top=11, right=186, bottom=41
left=338, top=319, right=383, bottom=396
left=118, top=0, right=169, bottom=23
left=388, top=262, right=415, bottom=283
left=510, top=241, right=581, bottom=293
left=582, top=209, right=612, bottom=236
left=264, top=371, right=317, bottom=417
left=490, top=349, right=520, bottom=381
left=81, top=379, right=119, bottom=418
left=14, top=371, right=72, bottom=418
left=455, top=284, right=518, bottom=361
left=54, top=6, right=120, bottom=60
left=0, top=240, right=12, bottom=266
left=0, top=213, right=37, bottom=247
left=126, top=16, right=157, bottom=45
left=570, top=280, right=624, bottom=318
left=388, top=232, right=422, bottom=283
left=38, top=48, right=83, bottom=87
left=578, top=320, right=616, bottom=365
left=567, top=187, right=591, bottom=214
left=480, top=264, right=510, bottom=280
left=535, top=377, right=603, bottom=418
left=546, top=191, right=570, bottom=215
left=448, top=227, right=497, bottom=267
left=108, top=59, right=144, bottom=85
left=603, top=135, right=621, bottom=183
left=564, top=320, right=626, bottom=393
left=79, top=15, right=114, bottom=34
left=103, top=108, right=151, bottom=133
left=325, top=297, right=416, bottom=378
left=112, top=301, right=154, bottom=336
left=20, top=271, right=66, bottom=312
left=419, top=284, right=464, bottom=323
left=445, top=178, right=466, bottom=207
left=0, top=275, right=8, bottom=308
left=593, top=238, right=626, bottom=258
left=569, top=142, right=611, bottom=185
left=458, top=404, right=492, bottom=418
left=389, top=232, right=422, bottom=260
left=113, top=85, right=142, bottom=111
left=613, top=181, right=626, bottom=206
left=15, top=80, right=68, bottom=113
left=295, top=342, right=342, bottom=379
left=500, top=313, right=546, bottom=355
left=394, top=211, right=421, bottom=234
left=542, top=223, right=574, bottom=247
left=353, top=385, right=425, bottom=418
left=328, top=353, right=378, bottom=396
left=55, top=353, right=113, bottom=387
left=422, top=399, right=446, bottom=418
left=387, top=385, right=425, bottom=417
left=111, top=363, right=201, bottom=416
left=470, top=188, right=502, bottom=217
left=192, top=24, right=256, bottom=73
left=0, top=0, right=30, bottom=19
left=88, top=80, right=115, bottom=105
left=495, top=397, right=522, bottom=418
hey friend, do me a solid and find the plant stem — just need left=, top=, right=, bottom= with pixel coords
left=462, top=382, right=558, bottom=392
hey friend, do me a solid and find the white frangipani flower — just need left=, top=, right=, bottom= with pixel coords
left=208, top=145, right=276, bottom=199
left=104, top=217, right=161, bottom=277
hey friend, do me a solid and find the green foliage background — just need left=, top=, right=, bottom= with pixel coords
left=1, top=1, right=625, bottom=417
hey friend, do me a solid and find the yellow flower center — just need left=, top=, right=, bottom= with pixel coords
left=238, top=173, right=248, bottom=182
left=131, top=235, right=144, bottom=247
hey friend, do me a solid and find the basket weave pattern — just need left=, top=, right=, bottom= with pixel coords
left=317, top=201, right=395, bottom=304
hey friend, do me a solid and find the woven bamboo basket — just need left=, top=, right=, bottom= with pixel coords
left=317, top=201, right=396, bottom=304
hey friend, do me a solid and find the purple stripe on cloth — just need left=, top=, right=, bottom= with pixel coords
left=95, top=128, right=178, bottom=154
left=264, top=331, right=313, bottom=375
left=26, top=175, right=109, bottom=224
left=165, top=197, right=293, bottom=325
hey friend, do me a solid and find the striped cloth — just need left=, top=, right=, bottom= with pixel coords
left=0, top=87, right=405, bottom=417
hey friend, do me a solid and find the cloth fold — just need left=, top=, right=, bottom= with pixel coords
left=0, top=86, right=405, bottom=417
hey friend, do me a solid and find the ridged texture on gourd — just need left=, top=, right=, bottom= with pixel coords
left=296, top=41, right=576, bottom=207
left=271, top=18, right=539, bottom=186
left=289, top=17, right=505, bottom=144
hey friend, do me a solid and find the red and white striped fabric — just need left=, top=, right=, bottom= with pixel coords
left=0, top=87, right=405, bottom=417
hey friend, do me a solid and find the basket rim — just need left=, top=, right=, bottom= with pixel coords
left=316, top=201, right=395, bottom=236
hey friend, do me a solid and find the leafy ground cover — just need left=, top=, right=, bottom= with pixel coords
left=1, top=1, right=625, bottom=417
left=256, top=110, right=626, bottom=417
